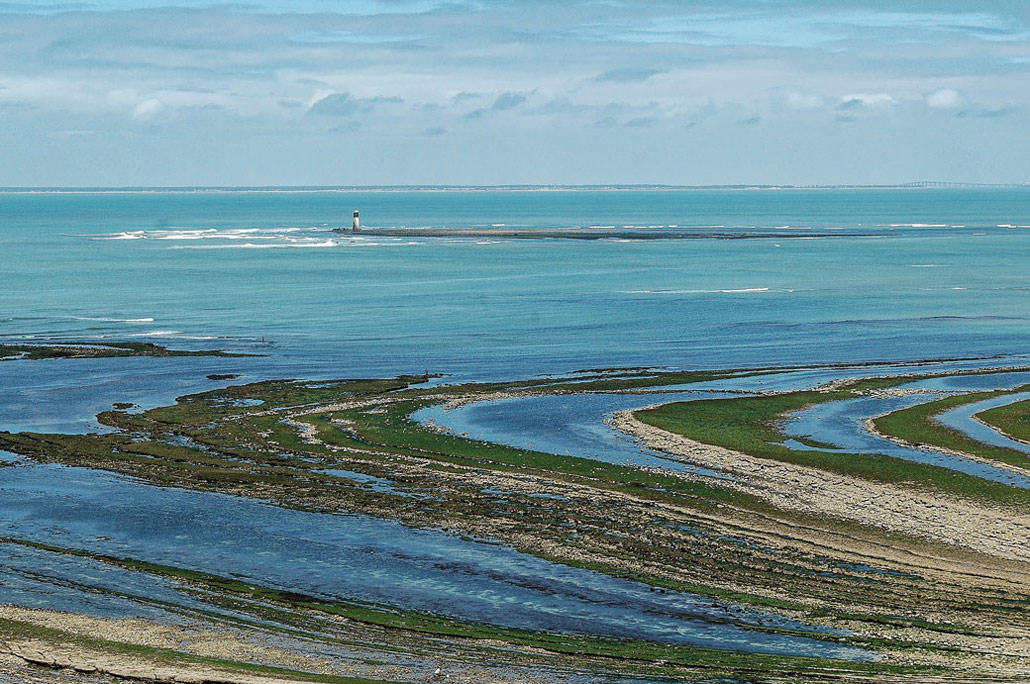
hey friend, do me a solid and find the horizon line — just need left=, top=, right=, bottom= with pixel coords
left=2, top=181, right=1029, bottom=194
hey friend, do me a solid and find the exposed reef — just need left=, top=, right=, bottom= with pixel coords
left=2, top=362, right=1030, bottom=682
left=361, top=226, right=847, bottom=240
left=0, top=342, right=256, bottom=362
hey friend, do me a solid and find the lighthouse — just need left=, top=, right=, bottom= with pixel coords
left=352, top=210, right=360, bottom=232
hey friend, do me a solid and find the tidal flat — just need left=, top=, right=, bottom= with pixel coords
left=2, top=348, right=1030, bottom=682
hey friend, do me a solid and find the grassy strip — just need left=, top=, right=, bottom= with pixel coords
left=872, top=387, right=1030, bottom=471
left=977, top=398, right=1030, bottom=445
left=637, top=390, right=1030, bottom=506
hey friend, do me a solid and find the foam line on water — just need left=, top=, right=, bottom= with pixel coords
left=72, top=316, right=155, bottom=323
left=623, top=287, right=790, bottom=294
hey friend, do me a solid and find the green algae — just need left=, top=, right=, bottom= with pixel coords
left=3, top=363, right=1030, bottom=681
left=871, top=386, right=1030, bottom=471
left=638, top=383, right=1030, bottom=507
left=979, top=398, right=1030, bottom=444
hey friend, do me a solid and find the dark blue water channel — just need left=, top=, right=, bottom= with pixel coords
left=783, top=371, right=1030, bottom=488
left=783, top=396, right=1030, bottom=488
left=935, top=392, right=1030, bottom=455
left=414, top=392, right=733, bottom=479
left=416, top=361, right=1030, bottom=490
left=0, top=458, right=871, bottom=660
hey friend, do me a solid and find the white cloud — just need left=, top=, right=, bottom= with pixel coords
left=838, top=93, right=897, bottom=110
left=925, top=88, right=963, bottom=109
left=131, top=98, right=165, bottom=120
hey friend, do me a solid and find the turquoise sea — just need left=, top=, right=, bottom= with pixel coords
left=2, top=188, right=1030, bottom=665
left=3, top=188, right=1030, bottom=377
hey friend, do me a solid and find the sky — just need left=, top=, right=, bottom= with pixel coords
left=0, top=1, right=1028, bottom=186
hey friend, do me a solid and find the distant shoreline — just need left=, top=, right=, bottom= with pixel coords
left=2, top=183, right=1028, bottom=195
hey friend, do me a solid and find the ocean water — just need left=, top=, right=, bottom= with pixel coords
left=2, top=188, right=1030, bottom=378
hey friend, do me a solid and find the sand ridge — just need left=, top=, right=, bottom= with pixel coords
left=613, top=410, right=1030, bottom=564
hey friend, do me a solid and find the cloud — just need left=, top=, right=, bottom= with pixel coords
left=310, top=93, right=360, bottom=116
left=925, top=88, right=962, bottom=109
left=838, top=93, right=897, bottom=110
left=463, top=92, right=527, bottom=119
left=3, top=2, right=1030, bottom=185
left=131, top=98, right=164, bottom=120
left=537, top=97, right=576, bottom=114
left=308, top=92, right=402, bottom=116
left=594, top=67, right=663, bottom=83
left=491, top=91, right=526, bottom=111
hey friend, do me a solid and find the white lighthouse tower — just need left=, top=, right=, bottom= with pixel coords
left=352, top=210, right=360, bottom=232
